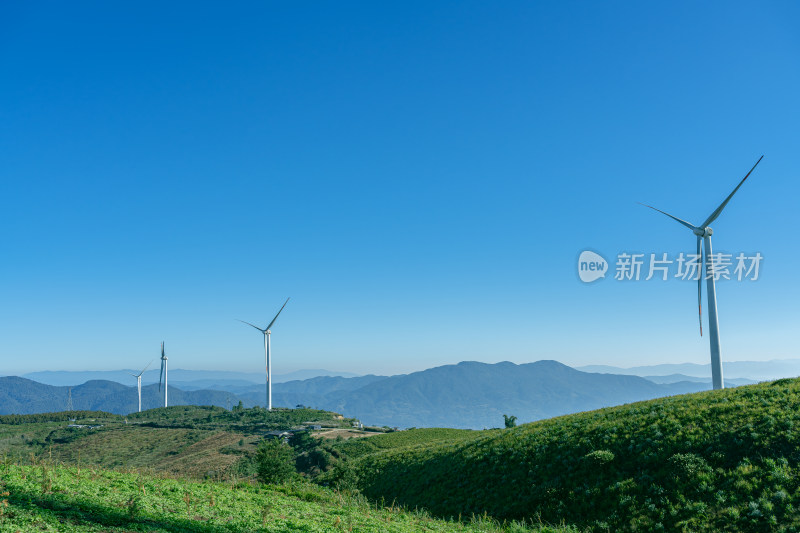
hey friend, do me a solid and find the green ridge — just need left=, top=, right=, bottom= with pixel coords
left=339, top=379, right=800, bottom=532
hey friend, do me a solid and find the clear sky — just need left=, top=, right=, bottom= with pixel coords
left=1, top=1, right=798, bottom=376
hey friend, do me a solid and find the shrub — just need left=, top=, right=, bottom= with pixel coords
left=584, top=449, right=615, bottom=465
left=255, top=439, right=296, bottom=484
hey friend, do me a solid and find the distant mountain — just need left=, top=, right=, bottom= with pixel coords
left=19, top=368, right=359, bottom=387
left=577, top=359, right=800, bottom=381
left=6, top=361, right=765, bottom=429
left=237, top=361, right=709, bottom=429
left=0, top=377, right=252, bottom=415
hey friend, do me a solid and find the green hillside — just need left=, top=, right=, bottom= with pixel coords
left=0, top=462, right=570, bottom=532
left=334, top=378, right=800, bottom=532
left=0, top=406, right=353, bottom=480
left=328, top=428, right=479, bottom=459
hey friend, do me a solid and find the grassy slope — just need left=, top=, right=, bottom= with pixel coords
left=328, top=428, right=479, bottom=459
left=343, top=379, right=800, bottom=532
left=0, top=463, right=572, bottom=532
left=0, top=406, right=350, bottom=480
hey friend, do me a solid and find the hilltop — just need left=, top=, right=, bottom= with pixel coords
left=0, top=405, right=355, bottom=479
left=323, top=377, right=800, bottom=532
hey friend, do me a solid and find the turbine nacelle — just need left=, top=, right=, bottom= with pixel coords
left=693, top=227, right=713, bottom=238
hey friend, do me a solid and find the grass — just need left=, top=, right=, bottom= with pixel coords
left=0, top=406, right=351, bottom=481
left=328, top=428, right=479, bottom=459
left=7, top=381, right=800, bottom=531
left=0, top=462, right=572, bottom=532
left=336, top=378, right=800, bottom=532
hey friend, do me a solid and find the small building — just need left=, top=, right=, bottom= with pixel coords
left=265, top=430, right=293, bottom=441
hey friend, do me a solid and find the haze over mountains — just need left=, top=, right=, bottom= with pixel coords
left=576, top=359, right=800, bottom=381
left=5, top=359, right=797, bottom=429
left=21, top=368, right=358, bottom=387
left=0, top=377, right=238, bottom=416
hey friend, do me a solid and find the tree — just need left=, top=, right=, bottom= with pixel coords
left=288, top=431, right=318, bottom=453
left=503, top=414, right=518, bottom=428
left=255, top=439, right=296, bottom=484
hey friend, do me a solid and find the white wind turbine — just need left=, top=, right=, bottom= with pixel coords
left=239, top=297, right=290, bottom=411
left=158, top=342, right=168, bottom=408
left=640, top=156, right=763, bottom=390
left=129, top=360, right=153, bottom=413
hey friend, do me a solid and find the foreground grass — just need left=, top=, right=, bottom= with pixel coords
left=0, top=463, right=573, bottom=532
left=341, top=378, right=800, bottom=532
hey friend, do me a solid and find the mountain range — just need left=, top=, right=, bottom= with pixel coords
left=3, top=360, right=717, bottom=428
left=0, top=377, right=242, bottom=416
left=269, top=360, right=709, bottom=428
left=20, top=368, right=358, bottom=387
left=576, top=358, right=800, bottom=381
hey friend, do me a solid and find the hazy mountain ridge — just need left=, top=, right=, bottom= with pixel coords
left=0, top=377, right=249, bottom=415
left=259, top=360, right=710, bottom=428
left=3, top=361, right=765, bottom=427
left=577, top=359, right=800, bottom=380
left=18, top=368, right=359, bottom=387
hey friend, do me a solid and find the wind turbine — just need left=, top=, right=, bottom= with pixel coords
left=239, top=297, right=290, bottom=411
left=129, top=360, right=153, bottom=413
left=158, top=342, right=168, bottom=408
left=640, top=156, right=763, bottom=390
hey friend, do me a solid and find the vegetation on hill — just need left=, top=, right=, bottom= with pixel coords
left=126, top=404, right=351, bottom=432
left=329, top=378, right=800, bottom=532
left=327, top=428, right=479, bottom=460
left=6, top=378, right=800, bottom=531
left=0, top=406, right=354, bottom=481
left=0, top=462, right=570, bottom=532
left=0, top=411, right=119, bottom=425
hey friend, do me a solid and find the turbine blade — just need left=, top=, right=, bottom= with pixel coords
left=638, top=202, right=698, bottom=232
left=159, top=359, right=165, bottom=391
left=266, top=297, right=290, bottom=331
left=237, top=319, right=266, bottom=333
left=697, top=236, right=703, bottom=337
left=701, top=155, right=763, bottom=228
left=138, top=360, right=153, bottom=377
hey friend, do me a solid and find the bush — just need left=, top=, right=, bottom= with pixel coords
left=584, top=449, right=615, bottom=465
left=296, top=448, right=334, bottom=476
left=329, top=461, right=360, bottom=492
left=255, top=439, right=296, bottom=484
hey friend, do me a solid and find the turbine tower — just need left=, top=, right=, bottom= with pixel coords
left=239, top=297, right=290, bottom=411
left=129, top=360, right=153, bottom=413
left=640, top=156, right=763, bottom=390
left=158, top=342, right=168, bottom=408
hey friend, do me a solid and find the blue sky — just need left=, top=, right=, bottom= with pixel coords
left=1, top=1, right=798, bottom=376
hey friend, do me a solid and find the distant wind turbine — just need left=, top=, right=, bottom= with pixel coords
left=129, top=360, right=153, bottom=413
left=640, top=156, right=763, bottom=390
left=158, top=342, right=168, bottom=408
left=239, top=297, right=290, bottom=411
